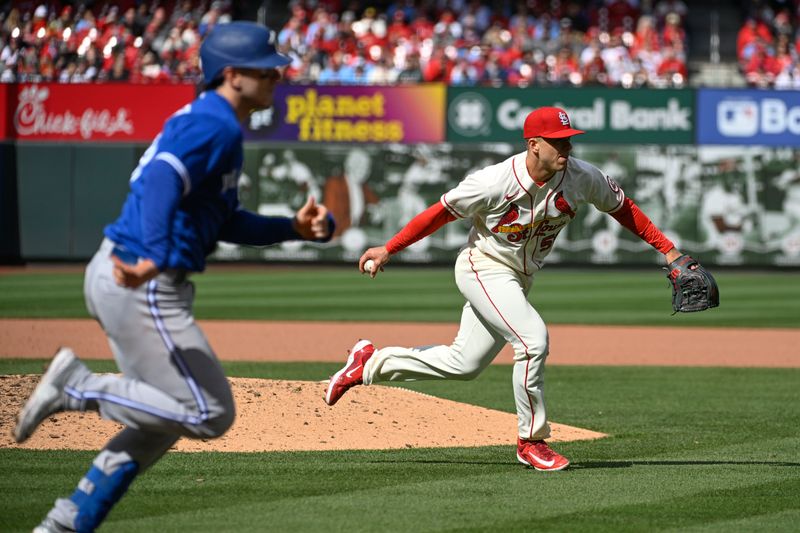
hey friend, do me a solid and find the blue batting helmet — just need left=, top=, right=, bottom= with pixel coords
left=200, top=21, right=290, bottom=84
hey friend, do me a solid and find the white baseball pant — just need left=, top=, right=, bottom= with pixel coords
left=363, top=246, right=551, bottom=440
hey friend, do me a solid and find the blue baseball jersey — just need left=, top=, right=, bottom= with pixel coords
left=105, top=91, right=300, bottom=272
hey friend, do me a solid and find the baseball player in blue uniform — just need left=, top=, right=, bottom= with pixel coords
left=14, top=21, right=334, bottom=533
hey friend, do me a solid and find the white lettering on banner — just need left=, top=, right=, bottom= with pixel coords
left=249, top=108, right=274, bottom=130
left=610, top=98, right=690, bottom=130
left=761, top=98, right=800, bottom=135
left=555, top=99, right=605, bottom=129
left=497, top=100, right=530, bottom=130
left=14, top=85, right=133, bottom=139
left=498, top=98, right=605, bottom=130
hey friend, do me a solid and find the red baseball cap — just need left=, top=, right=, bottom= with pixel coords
left=523, top=106, right=585, bottom=139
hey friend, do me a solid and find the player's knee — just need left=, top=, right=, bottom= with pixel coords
left=452, top=362, right=484, bottom=381
left=455, top=369, right=482, bottom=381
left=514, top=335, right=549, bottom=362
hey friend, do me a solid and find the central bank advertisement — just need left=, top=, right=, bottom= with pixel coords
left=245, top=85, right=446, bottom=143
left=446, top=88, right=694, bottom=144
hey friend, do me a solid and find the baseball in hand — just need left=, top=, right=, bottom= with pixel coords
left=364, top=259, right=375, bottom=274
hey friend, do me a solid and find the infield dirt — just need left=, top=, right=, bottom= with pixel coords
left=1, top=318, right=796, bottom=453
left=1, top=318, right=797, bottom=367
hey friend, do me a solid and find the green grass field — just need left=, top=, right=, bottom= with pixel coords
left=2, top=268, right=799, bottom=532
left=0, top=267, right=798, bottom=326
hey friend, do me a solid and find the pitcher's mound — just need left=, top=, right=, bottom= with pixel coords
left=2, top=376, right=606, bottom=452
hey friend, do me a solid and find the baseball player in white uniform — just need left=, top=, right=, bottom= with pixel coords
left=325, top=106, right=683, bottom=471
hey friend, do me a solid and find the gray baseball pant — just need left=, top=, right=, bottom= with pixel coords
left=46, top=238, right=234, bottom=527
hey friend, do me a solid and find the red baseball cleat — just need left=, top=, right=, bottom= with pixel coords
left=516, top=438, right=570, bottom=471
left=324, top=339, right=375, bottom=406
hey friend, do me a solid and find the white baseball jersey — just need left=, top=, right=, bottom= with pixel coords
left=441, top=152, right=625, bottom=274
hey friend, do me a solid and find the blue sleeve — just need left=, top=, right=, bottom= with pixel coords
left=140, top=159, right=184, bottom=269
left=157, top=114, right=239, bottom=190
left=218, top=210, right=300, bottom=245
left=218, top=211, right=336, bottom=245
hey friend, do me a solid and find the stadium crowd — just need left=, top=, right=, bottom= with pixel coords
left=736, top=1, right=800, bottom=89
left=0, top=0, right=796, bottom=89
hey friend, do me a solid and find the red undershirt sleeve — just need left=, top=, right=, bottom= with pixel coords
left=610, top=197, right=675, bottom=254
left=386, top=202, right=457, bottom=254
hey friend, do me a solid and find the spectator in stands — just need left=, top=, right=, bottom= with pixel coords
left=661, top=12, right=686, bottom=48
left=31, top=5, right=48, bottom=34
left=737, top=15, right=773, bottom=61
left=631, top=14, right=659, bottom=56
left=551, top=45, right=580, bottom=84
left=367, top=54, right=398, bottom=84
left=2, top=8, right=21, bottom=34
left=480, top=49, right=508, bottom=86
left=449, top=56, right=479, bottom=85
left=107, top=54, right=131, bottom=83
left=601, top=31, right=635, bottom=85
left=396, top=53, right=423, bottom=83
left=318, top=50, right=352, bottom=84
left=656, top=44, right=687, bottom=85
left=655, top=0, right=688, bottom=26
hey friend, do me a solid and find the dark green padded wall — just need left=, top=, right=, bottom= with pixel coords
left=73, top=146, right=136, bottom=257
left=16, top=144, right=73, bottom=258
left=17, top=144, right=137, bottom=260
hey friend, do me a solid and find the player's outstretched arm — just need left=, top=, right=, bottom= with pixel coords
left=610, top=198, right=675, bottom=256
left=358, top=202, right=456, bottom=279
left=218, top=197, right=335, bottom=246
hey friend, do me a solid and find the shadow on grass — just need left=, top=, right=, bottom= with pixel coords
left=572, top=460, right=800, bottom=469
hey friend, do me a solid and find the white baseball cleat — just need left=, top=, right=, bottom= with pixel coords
left=14, top=347, right=83, bottom=444
left=324, top=339, right=375, bottom=406
left=516, top=438, right=570, bottom=471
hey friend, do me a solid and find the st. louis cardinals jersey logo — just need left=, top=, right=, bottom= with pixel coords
left=490, top=203, right=537, bottom=243
left=491, top=204, right=520, bottom=233
left=553, top=191, right=575, bottom=218
left=491, top=202, right=570, bottom=245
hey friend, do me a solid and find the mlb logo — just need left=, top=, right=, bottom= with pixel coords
left=717, top=100, right=758, bottom=137
left=558, top=111, right=569, bottom=126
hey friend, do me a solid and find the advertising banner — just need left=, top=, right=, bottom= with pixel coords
left=447, top=87, right=694, bottom=144
left=210, top=142, right=800, bottom=267
left=0, top=83, right=11, bottom=140
left=10, top=83, right=195, bottom=142
left=697, top=89, right=800, bottom=146
left=244, top=85, right=446, bottom=143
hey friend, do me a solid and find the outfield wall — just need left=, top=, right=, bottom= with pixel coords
left=2, top=83, right=798, bottom=267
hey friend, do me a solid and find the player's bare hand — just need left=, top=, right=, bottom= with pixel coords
left=359, top=247, right=389, bottom=278
left=111, top=256, right=160, bottom=289
left=294, top=196, right=331, bottom=240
